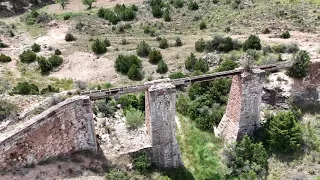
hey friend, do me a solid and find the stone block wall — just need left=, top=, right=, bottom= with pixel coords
left=146, top=83, right=183, bottom=168
left=215, top=69, right=264, bottom=142
left=0, top=96, right=97, bottom=170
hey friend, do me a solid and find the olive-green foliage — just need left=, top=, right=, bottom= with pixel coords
left=174, top=0, right=184, bottom=8
left=228, top=135, right=268, bottom=179
left=93, top=99, right=116, bottom=117
left=185, top=53, right=209, bottom=73
left=133, top=152, right=151, bottom=172
left=100, top=9, right=120, bottom=24
left=243, top=34, right=261, bottom=51
left=263, top=111, right=303, bottom=153
left=158, top=175, right=171, bottom=180
left=136, top=41, right=151, bottom=57
left=56, top=0, right=70, bottom=10
left=48, top=55, right=63, bottom=67
left=148, top=48, right=163, bottom=64
left=54, top=49, right=62, bottom=55
left=82, top=0, right=96, bottom=9
left=118, top=93, right=145, bottom=112
left=287, top=50, right=310, bottom=78
left=103, top=38, right=111, bottom=47
left=127, top=64, right=143, bottom=81
left=163, top=9, right=171, bottom=22
left=195, top=38, right=205, bottom=52
left=12, top=82, right=39, bottom=95
left=0, top=54, right=11, bottom=63
left=175, top=37, right=182, bottom=47
left=63, top=14, right=71, bottom=20
left=152, top=5, right=163, bottom=18
left=206, top=35, right=240, bottom=53
left=40, top=85, right=59, bottom=94
left=188, top=1, right=199, bottom=10
left=156, top=60, right=168, bottom=74
left=115, top=54, right=142, bottom=74
left=105, top=169, right=130, bottom=180
left=199, top=21, right=206, bottom=30
left=91, top=38, right=107, bottom=54
left=31, top=43, right=41, bottom=52
left=271, top=43, right=299, bottom=53
left=37, top=56, right=52, bottom=73
left=125, top=107, right=145, bottom=129
left=159, top=38, right=169, bottom=49
left=114, top=4, right=136, bottom=21
left=65, top=33, right=76, bottom=41
left=215, top=59, right=238, bottom=72
left=20, top=50, right=37, bottom=63
left=280, top=31, right=290, bottom=39
left=25, top=10, right=39, bottom=25
left=0, top=39, right=8, bottom=48
left=0, top=100, right=17, bottom=121
left=169, top=72, right=186, bottom=79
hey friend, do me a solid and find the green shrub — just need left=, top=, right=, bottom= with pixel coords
left=127, top=64, right=143, bottom=81
left=82, top=0, right=96, bottom=9
left=0, top=100, right=17, bottom=121
left=148, top=48, right=163, bottom=64
left=65, top=33, right=76, bottom=41
left=175, top=37, right=182, bottom=47
left=63, top=14, right=71, bottom=20
left=185, top=53, right=209, bottom=73
left=263, top=111, right=303, bottom=153
left=152, top=5, right=163, bottom=18
left=163, top=9, right=171, bottom=22
left=31, top=43, right=41, bottom=52
left=287, top=50, right=310, bottom=79
left=118, top=94, right=145, bottom=112
left=91, top=38, right=107, bottom=54
left=103, top=38, right=111, bottom=47
left=199, top=21, right=206, bottom=30
left=19, top=50, right=37, bottom=63
left=206, top=35, right=238, bottom=53
left=243, top=34, right=261, bottom=51
left=54, top=49, right=62, bottom=55
left=94, top=99, right=116, bottom=117
left=0, top=40, right=8, bottom=48
left=48, top=55, right=63, bottom=67
left=174, top=0, right=184, bottom=8
left=98, top=7, right=106, bottom=18
left=169, top=72, right=185, bottom=79
left=9, top=30, right=15, bottom=37
left=40, top=85, right=59, bottom=94
left=195, top=38, right=205, bottom=52
left=131, top=4, right=138, bottom=11
left=215, top=59, right=238, bottom=72
left=12, top=82, right=39, bottom=95
left=280, top=31, right=290, bottom=39
left=228, top=135, right=268, bottom=179
left=125, top=107, right=145, bottom=129
left=156, top=60, right=168, bottom=74
left=105, top=169, right=130, bottom=180
left=37, top=56, right=52, bottom=73
left=133, top=152, right=151, bottom=172
left=136, top=41, right=151, bottom=57
left=159, top=38, right=169, bottom=49
left=121, top=38, right=128, bottom=45
left=272, top=43, right=299, bottom=53
left=188, top=1, right=199, bottom=10
left=115, top=54, right=142, bottom=74
left=114, top=4, right=136, bottom=21
left=0, top=54, right=11, bottom=63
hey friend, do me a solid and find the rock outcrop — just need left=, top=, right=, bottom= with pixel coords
left=0, top=0, right=54, bottom=17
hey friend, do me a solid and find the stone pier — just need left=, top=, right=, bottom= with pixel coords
left=215, top=69, right=265, bottom=142
left=145, top=82, right=183, bottom=168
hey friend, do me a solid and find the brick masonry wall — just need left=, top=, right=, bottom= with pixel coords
left=146, top=83, right=183, bottom=168
left=0, top=96, right=97, bottom=170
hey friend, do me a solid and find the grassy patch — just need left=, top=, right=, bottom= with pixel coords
left=177, top=115, right=227, bottom=179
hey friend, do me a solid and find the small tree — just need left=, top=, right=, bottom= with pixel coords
left=199, top=21, right=206, bottom=30
left=127, top=64, right=143, bottom=81
left=91, top=38, right=107, bottom=54
left=148, top=48, right=163, bottom=64
left=56, top=0, right=70, bottom=10
left=163, top=9, right=171, bottom=22
left=185, top=53, right=197, bottom=71
left=159, top=38, right=169, bottom=49
left=115, top=55, right=142, bottom=74
left=243, top=35, right=261, bottom=51
left=169, top=72, right=185, bottom=79
left=20, top=50, right=37, bottom=63
left=31, top=43, right=41, bottom=52
left=54, top=49, right=62, bottom=55
left=136, top=41, right=151, bottom=57
left=82, top=0, right=96, bottom=9
left=156, top=60, right=168, bottom=74
left=152, top=5, right=163, bottom=18
left=287, top=50, right=310, bottom=79
left=195, top=38, right=205, bottom=52
left=12, top=82, right=39, bottom=95
left=37, top=56, right=52, bottom=73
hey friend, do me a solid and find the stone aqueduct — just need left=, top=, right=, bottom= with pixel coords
left=0, top=63, right=290, bottom=170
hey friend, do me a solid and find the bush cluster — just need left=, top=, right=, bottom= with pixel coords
left=133, top=153, right=151, bottom=173
left=0, top=100, right=17, bottom=121
left=20, top=50, right=37, bottom=63
left=214, top=59, right=238, bottom=72
left=169, top=72, right=185, bottom=79
left=105, top=169, right=130, bottom=180
left=98, top=4, right=137, bottom=24
left=38, top=55, right=63, bottom=73
left=271, top=43, right=299, bottom=53
left=0, top=54, right=12, bottom=63
left=65, top=33, right=76, bottom=41
left=148, top=48, right=163, bottom=64
left=163, top=9, right=171, bottom=22
left=188, top=1, right=199, bottom=10
left=91, top=38, right=107, bottom=54
left=206, top=35, right=241, bottom=53
left=280, top=31, right=290, bottom=39
left=185, top=53, right=209, bottom=73
left=25, top=10, right=39, bottom=25
left=118, top=93, right=145, bottom=112
left=115, top=55, right=143, bottom=80
left=173, top=0, right=184, bottom=8
left=93, top=98, right=116, bottom=117
left=40, top=85, right=59, bottom=94
left=195, top=38, right=206, bottom=52
left=243, top=35, right=261, bottom=51
left=12, top=82, right=39, bottom=95
left=156, top=60, right=168, bottom=74
left=31, top=43, right=41, bottom=52
left=159, top=38, right=169, bottom=49
left=125, top=107, right=145, bottom=129
left=136, top=41, right=151, bottom=57
left=287, top=50, right=310, bottom=79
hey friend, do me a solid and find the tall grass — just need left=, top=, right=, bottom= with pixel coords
left=177, top=115, right=227, bottom=179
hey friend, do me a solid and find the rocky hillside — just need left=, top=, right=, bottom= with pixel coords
left=0, top=0, right=53, bottom=17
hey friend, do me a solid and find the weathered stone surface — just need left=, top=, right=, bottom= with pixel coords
left=215, top=69, right=265, bottom=142
left=0, top=96, right=97, bottom=170
left=146, top=82, right=183, bottom=168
